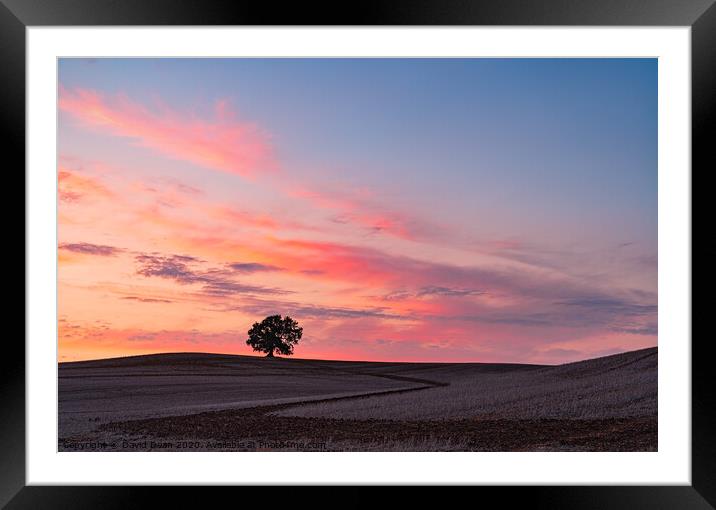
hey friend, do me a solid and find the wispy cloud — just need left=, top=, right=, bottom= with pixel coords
left=383, top=286, right=485, bottom=301
left=555, top=297, right=657, bottom=317
left=58, top=169, right=114, bottom=203
left=135, top=253, right=202, bottom=282
left=121, top=296, right=174, bottom=304
left=228, top=262, right=282, bottom=273
left=59, top=88, right=275, bottom=178
left=134, top=253, right=290, bottom=296
left=59, top=242, right=123, bottom=256
left=223, top=297, right=407, bottom=321
left=289, top=185, right=441, bottom=241
left=610, top=324, right=658, bottom=335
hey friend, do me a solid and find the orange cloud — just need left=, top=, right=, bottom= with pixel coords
left=59, top=87, right=276, bottom=178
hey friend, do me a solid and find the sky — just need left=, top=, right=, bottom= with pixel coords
left=57, top=58, right=657, bottom=364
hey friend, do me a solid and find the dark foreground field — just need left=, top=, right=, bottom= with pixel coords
left=58, top=347, right=657, bottom=451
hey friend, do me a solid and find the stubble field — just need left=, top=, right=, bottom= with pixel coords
left=58, top=347, right=657, bottom=451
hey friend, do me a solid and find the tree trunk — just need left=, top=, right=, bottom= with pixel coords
left=266, top=349, right=274, bottom=358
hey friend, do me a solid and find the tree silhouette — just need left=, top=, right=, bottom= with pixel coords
left=246, top=315, right=303, bottom=358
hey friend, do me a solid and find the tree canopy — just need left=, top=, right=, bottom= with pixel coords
left=246, top=315, right=303, bottom=357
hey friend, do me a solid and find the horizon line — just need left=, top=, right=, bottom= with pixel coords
left=58, top=345, right=658, bottom=367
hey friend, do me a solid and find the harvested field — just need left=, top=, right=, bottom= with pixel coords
left=59, top=347, right=657, bottom=451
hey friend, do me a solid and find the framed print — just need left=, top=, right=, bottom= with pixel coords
left=6, top=0, right=714, bottom=506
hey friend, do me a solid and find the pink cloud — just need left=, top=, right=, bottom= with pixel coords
left=59, top=87, right=276, bottom=178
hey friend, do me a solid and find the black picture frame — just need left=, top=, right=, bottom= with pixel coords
left=5, top=0, right=713, bottom=506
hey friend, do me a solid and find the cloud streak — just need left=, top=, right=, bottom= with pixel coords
left=134, top=253, right=290, bottom=297
left=229, top=262, right=282, bottom=273
left=59, top=88, right=275, bottom=178
left=60, top=242, right=122, bottom=256
left=58, top=169, right=114, bottom=203
left=121, top=296, right=174, bottom=304
left=289, top=185, right=442, bottom=241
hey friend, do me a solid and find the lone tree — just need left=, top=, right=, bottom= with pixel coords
left=246, top=315, right=303, bottom=358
